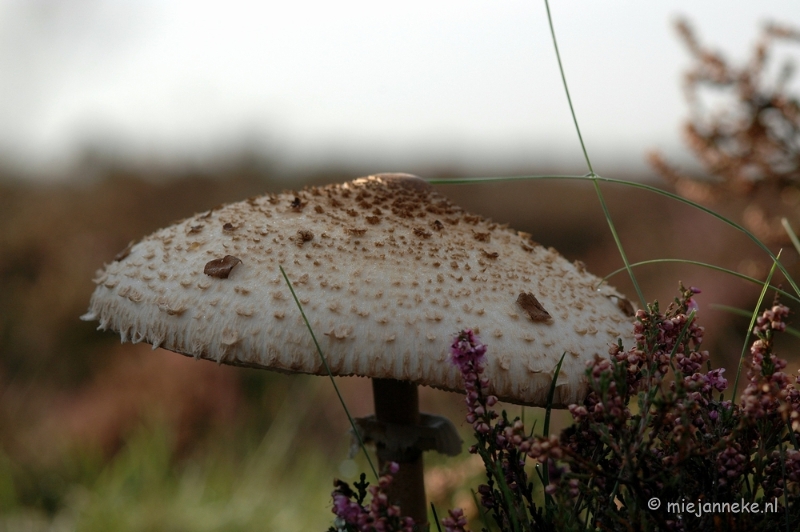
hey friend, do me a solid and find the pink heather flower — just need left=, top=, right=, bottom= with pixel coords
left=741, top=301, right=793, bottom=421
left=764, top=448, right=800, bottom=498
left=450, top=329, right=487, bottom=371
left=450, top=329, right=499, bottom=434
left=685, top=286, right=702, bottom=313
left=716, top=441, right=747, bottom=488
left=330, top=465, right=415, bottom=532
left=704, top=368, right=728, bottom=393
left=754, top=304, right=790, bottom=335
left=332, top=492, right=362, bottom=524
left=441, top=508, right=469, bottom=532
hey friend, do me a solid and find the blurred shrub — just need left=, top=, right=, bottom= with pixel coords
left=649, top=19, right=800, bottom=245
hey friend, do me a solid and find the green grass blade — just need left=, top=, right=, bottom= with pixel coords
left=589, top=177, right=647, bottom=307
left=543, top=0, right=592, bottom=175
left=542, top=0, right=645, bottom=307
left=710, top=304, right=800, bottom=339
left=427, top=174, right=586, bottom=185
left=543, top=352, right=566, bottom=439
left=470, top=488, right=492, bottom=532
left=494, top=461, right=522, bottom=532
left=782, top=217, right=800, bottom=256
left=637, top=311, right=696, bottom=438
left=279, top=265, right=378, bottom=479
left=779, top=442, right=790, bottom=532
left=428, top=174, right=589, bottom=186
left=541, top=352, right=566, bottom=519
left=430, top=503, right=442, bottom=532
left=730, top=252, right=782, bottom=405
left=428, top=173, right=799, bottom=299
left=601, top=258, right=800, bottom=305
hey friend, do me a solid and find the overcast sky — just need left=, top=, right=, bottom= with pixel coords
left=0, top=0, right=798, bottom=179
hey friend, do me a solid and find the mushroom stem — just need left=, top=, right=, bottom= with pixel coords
left=372, top=378, right=428, bottom=528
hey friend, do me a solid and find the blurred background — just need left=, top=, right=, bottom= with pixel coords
left=1, top=1, right=799, bottom=529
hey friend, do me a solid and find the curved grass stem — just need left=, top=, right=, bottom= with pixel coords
left=280, top=265, right=378, bottom=479
left=601, top=258, right=800, bottom=305
left=544, top=0, right=646, bottom=307
left=730, top=251, right=782, bottom=405
left=429, top=173, right=799, bottom=300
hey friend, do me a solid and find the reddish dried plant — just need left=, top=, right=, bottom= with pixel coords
left=649, top=19, right=800, bottom=244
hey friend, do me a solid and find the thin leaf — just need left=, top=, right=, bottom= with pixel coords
left=428, top=173, right=800, bottom=300
left=782, top=217, right=800, bottom=256
left=470, top=488, right=492, bottom=532
left=779, top=442, right=790, bottom=532
left=494, top=461, right=522, bottom=532
left=431, top=503, right=442, bottom=532
left=637, top=310, right=697, bottom=438
left=710, top=304, right=800, bottom=339
left=541, top=352, right=566, bottom=519
left=543, top=0, right=645, bottom=307
left=543, top=0, right=592, bottom=174
left=279, top=265, right=378, bottom=479
left=543, top=352, right=566, bottom=439
left=601, top=258, right=800, bottom=305
left=731, top=252, right=782, bottom=405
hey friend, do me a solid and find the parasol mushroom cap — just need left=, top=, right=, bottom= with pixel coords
left=83, top=174, right=634, bottom=407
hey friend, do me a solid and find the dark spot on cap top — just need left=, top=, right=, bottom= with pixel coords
left=223, top=223, right=236, bottom=232
left=188, top=224, right=204, bottom=234
left=295, top=230, right=314, bottom=246
left=473, top=230, right=490, bottom=242
left=517, top=292, right=552, bottom=322
left=204, top=255, right=242, bottom=279
left=413, top=228, right=432, bottom=239
left=290, top=197, right=306, bottom=211
left=481, top=249, right=499, bottom=259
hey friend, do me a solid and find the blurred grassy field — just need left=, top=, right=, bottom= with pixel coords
left=1, top=162, right=798, bottom=530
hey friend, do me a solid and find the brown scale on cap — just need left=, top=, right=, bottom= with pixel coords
left=83, top=173, right=634, bottom=408
left=517, top=292, right=552, bottom=322
left=204, top=255, right=242, bottom=279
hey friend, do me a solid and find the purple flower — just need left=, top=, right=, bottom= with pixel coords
left=329, top=465, right=415, bottom=532
left=450, top=329, right=487, bottom=371
left=441, top=508, right=469, bottom=532
left=704, top=368, right=728, bottom=393
left=332, top=492, right=362, bottom=524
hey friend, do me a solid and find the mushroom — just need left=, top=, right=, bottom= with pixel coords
left=83, top=173, right=634, bottom=527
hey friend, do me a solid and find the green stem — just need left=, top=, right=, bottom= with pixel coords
left=429, top=173, right=799, bottom=300
left=543, top=0, right=645, bottom=307
left=731, top=253, right=781, bottom=406
left=601, top=258, right=800, bottom=305
left=280, top=265, right=378, bottom=479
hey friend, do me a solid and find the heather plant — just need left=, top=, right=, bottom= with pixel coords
left=324, top=285, right=799, bottom=531
left=328, top=463, right=416, bottom=532
left=438, top=285, right=799, bottom=531
left=316, top=3, right=800, bottom=531
left=649, top=19, right=800, bottom=245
